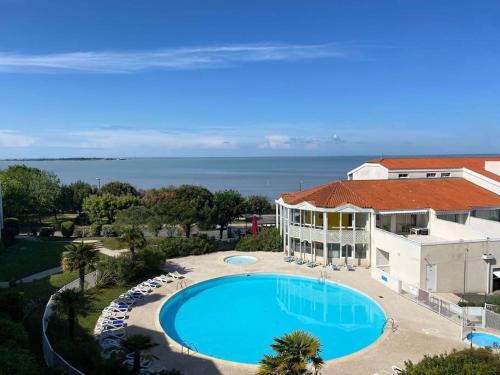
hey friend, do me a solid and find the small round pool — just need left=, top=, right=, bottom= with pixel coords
left=467, top=332, right=500, bottom=348
left=224, top=255, right=257, bottom=265
left=159, top=273, right=386, bottom=364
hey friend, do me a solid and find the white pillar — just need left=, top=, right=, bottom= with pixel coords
left=287, top=208, right=292, bottom=256
left=311, top=211, right=315, bottom=261
left=390, top=214, right=397, bottom=233
left=353, top=212, right=356, bottom=261
left=299, top=209, right=303, bottom=259
left=323, top=211, right=328, bottom=265
left=275, top=204, right=279, bottom=228
left=339, top=212, right=343, bottom=262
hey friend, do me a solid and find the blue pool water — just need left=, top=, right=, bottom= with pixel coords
left=467, top=332, right=500, bottom=348
left=159, top=273, right=386, bottom=364
left=224, top=255, right=257, bottom=265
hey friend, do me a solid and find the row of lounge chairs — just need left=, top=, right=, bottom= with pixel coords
left=95, top=272, right=185, bottom=372
left=284, top=256, right=356, bottom=271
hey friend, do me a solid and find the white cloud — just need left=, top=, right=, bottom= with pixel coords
left=0, top=130, right=36, bottom=147
left=0, top=43, right=349, bottom=73
left=261, top=135, right=291, bottom=149
left=65, top=129, right=235, bottom=150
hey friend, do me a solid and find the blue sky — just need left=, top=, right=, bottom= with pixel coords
left=0, top=0, right=499, bottom=158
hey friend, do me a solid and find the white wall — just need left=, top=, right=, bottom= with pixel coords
left=421, top=240, right=500, bottom=293
left=467, top=216, right=500, bottom=239
left=485, top=161, right=500, bottom=176
left=462, top=168, right=500, bottom=195
left=350, top=164, right=388, bottom=180
left=387, top=170, right=462, bottom=179
left=429, top=213, right=486, bottom=240
left=371, top=228, right=422, bottom=286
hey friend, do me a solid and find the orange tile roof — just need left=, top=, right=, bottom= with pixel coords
left=281, top=178, right=500, bottom=211
left=368, top=156, right=500, bottom=182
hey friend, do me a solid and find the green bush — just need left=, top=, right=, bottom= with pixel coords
left=38, top=226, right=55, bottom=237
left=3, top=218, right=20, bottom=235
left=1, top=227, right=17, bottom=247
left=153, top=236, right=216, bottom=258
left=235, top=228, right=281, bottom=252
left=60, top=221, right=75, bottom=237
left=90, top=222, right=102, bottom=236
left=101, top=224, right=117, bottom=237
left=400, top=348, right=500, bottom=374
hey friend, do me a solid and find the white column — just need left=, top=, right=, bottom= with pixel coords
left=390, top=214, right=397, bottom=233
left=323, top=211, right=328, bottom=265
left=287, top=208, right=292, bottom=256
left=275, top=204, right=279, bottom=228
left=339, top=212, right=343, bottom=262
left=353, top=212, right=356, bottom=261
left=311, top=211, right=315, bottom=261
left=299, top=209, right=303, bottom=260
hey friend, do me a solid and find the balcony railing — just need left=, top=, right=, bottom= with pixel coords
left=288, top=224, right=368, bottom=244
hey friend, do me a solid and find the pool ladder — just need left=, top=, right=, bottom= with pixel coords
left=382, top=317, right=398, bottom=333
left=319, top=269, right=327, bottom=283
left=181, top=341, right=198, bottom=355
left=176, top=279, right=188, bottom=290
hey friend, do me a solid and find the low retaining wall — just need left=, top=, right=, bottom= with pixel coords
left=42, top=272, right=98, bottom=374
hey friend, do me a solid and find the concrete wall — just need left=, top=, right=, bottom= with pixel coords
left=371, top=228, right=422, bottom=286
left=467, top=216, right=500, bottom=239
left=387, top=170, right=462, bottom=179
left=421, top=240, right=500, bottom=293
left=350, top=164, right=388, bottom=180
left=462, top=168, right=500, bottom=195
left=429, top=214, right=485, bottom=240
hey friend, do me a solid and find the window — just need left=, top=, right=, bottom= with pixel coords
left=398, top=173, right=409, bottom=179
left=327, top=243, right=340, bottom=258
left=426, top=172, right=436, bottom=178
left=355, top=244, right=367, bottom=259
left=341, top=244, right=353, bottom=258
left=441, top=172, right=451, bottom=177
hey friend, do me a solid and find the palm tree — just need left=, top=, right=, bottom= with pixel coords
left=120, top=334, right=158, bottom=375
left=257, top=330, right=324, bottom=375
left=52, top=288, right=88, bottom=340
left=62, top=241, right=99, bottom=290
left=120, top=225, right=146, bottom=263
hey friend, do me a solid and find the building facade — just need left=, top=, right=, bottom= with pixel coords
left=276, top=156, right=500, bottom=294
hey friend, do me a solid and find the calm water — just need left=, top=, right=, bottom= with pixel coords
left=0, top=156, right=369, bottom=199
left=159, top=273, right=386, bottom=364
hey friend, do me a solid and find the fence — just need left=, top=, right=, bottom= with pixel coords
left=42, top=271, right=98, bottom=375
left=485, top=304, right=500, bottom=331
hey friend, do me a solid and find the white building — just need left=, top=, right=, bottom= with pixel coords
left=276, top=156, right=500, bottom=294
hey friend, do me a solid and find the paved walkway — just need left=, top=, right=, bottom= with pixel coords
left=19, top=266, right=62, bottom=283
left=107, top=251, right=468, bottom=375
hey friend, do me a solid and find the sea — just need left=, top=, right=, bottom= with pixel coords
left=0, top=156, right=371, bottom=200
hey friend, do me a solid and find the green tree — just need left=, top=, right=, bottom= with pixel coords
left=62, top=241, right=99, bottom=290
left=120, top=334, right=158, bottom=375
left=142, top=187, right=176, bottom=208
left=82, top=193, right=139, bottom=224
left=0, top=164, right=61, bottom=221
left=52, top=289, right=89, bottom=340
left=246, top=195, right=273, bottom=216
left=211, top=190, right=245, bottom=239
left=157, top=185, right=213, bottom=238
left=100, top=181, right=138, bottom=196
left=114, top=206, right=158, bottom=229
left=257, top=330, right=324, bottom=375
left=120, top=226, right=146, bottom=263
left=68, top=180, right=95, bottom=212
left=400, top=348, right=500, bottom=375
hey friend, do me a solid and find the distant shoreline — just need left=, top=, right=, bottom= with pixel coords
left=0, top=157, right=127, bottom=161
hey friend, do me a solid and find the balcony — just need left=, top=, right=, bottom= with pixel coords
left=288, top=224, right=369, bottom=244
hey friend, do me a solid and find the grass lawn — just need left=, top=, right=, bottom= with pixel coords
left=79, top=285, right=130, bottom=332
left=0, top=238, right=72, bottom=281
left=102, top=237, right=127, bottom=250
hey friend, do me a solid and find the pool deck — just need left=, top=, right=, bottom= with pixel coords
left=121, top=251, right=468, bottom=375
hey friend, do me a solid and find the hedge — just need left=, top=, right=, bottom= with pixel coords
left=235, top=228, right=281, bottom=252
left=60, top=221, right=75, bottom=238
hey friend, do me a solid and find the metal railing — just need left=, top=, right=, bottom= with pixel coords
left=42, top=271, right=98, bottom=374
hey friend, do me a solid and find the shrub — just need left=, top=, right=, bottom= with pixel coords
left=400, top=348, right=500, bottom=374
left=74, top=225, right=91, bottom=238
left=0, top=292, right=25, bottom=322
left=60, top=221, right=75, bottom=238
left=38, top=226, right=55, bottom=237
left=90, top=222, right=102, bottom=237
left=153, top=236, right=216, bottom=258
left=1, top=227, right=17, bottom=247
left=3, top=218, right=20, bottom=235
left=101, top=224, right=117, bottom=237
left=235, top=228, right=281, bottom=252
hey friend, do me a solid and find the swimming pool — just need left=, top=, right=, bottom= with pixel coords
left=224, top=255, right=257, bottom=265
left=467, top=332, right=500, bottom=348
left=159, top=273, right=386, bottom=364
